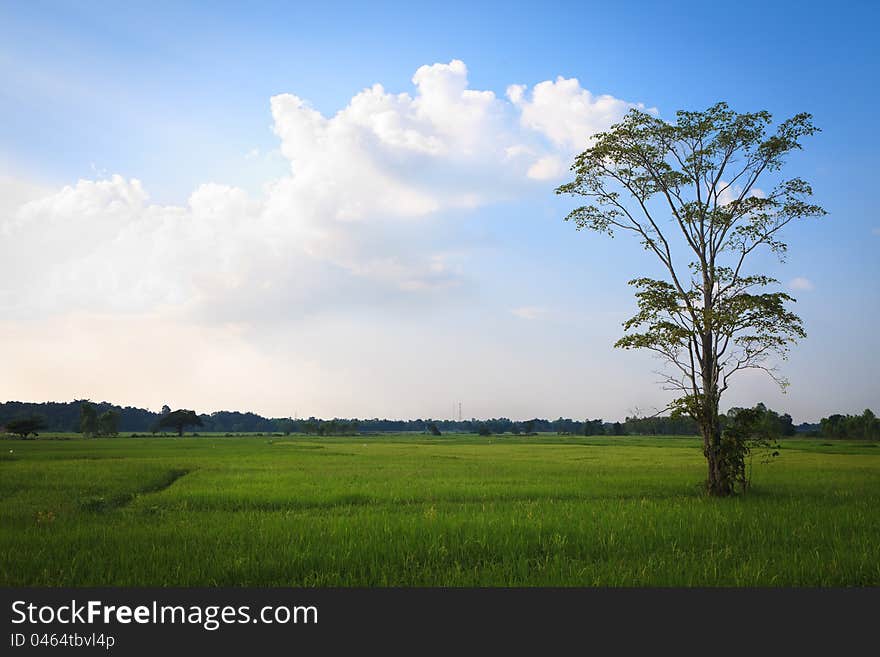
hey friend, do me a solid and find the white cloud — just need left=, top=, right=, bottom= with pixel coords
left=508, top=76, right=654, bottom=151
left=527, top=156, right=566, bottom=181
left=511, top=306, right=547, bottom=320
left=789, top=277, right=814, bottom=291
left=0, top=173, right=52, bottom=216
left=717, top=180, right=766, bottom=207
left=0, top=60, right=646, bottom=323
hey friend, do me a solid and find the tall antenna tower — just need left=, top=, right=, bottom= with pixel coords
left=458, top=402, right=462, bottom=422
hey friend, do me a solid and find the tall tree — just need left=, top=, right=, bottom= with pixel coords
left=80, top=402, right=99, bottom=437
left=97, top=410, right=120, bottom=436
left=557, top=102, right=825, bottom=496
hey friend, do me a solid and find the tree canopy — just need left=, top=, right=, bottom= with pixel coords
left=156, top=409, right=203, bottom=436
left=4, top=415, right=48, bottom=438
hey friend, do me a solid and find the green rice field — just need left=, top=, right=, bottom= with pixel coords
left=1, top=434, right=878, bottom=586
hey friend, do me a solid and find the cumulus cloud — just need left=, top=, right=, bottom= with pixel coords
left=0, top=173, right=52, bottom=214
left=789, top=277, right=815, bottom=291
left=508, top=76, right=653, bottom=151
left=0, top=60, right=646, bottom=322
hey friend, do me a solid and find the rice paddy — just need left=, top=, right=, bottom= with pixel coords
left=2, top=434, right=878, bottom=586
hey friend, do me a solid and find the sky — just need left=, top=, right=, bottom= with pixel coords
left=1, top=1, right=878, bottom=422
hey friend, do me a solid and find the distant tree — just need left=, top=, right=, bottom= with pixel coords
left=80, top=402, right=99, bottom=436
left=611, top=422, right=625, bottom=436
left=860, top=409, right=880, bottom=440
left=624, top=412, right=699, bottom=435
left=557, top=102, right=824, bottom=495
left=427, top=422, right=442, bottom=436
left=583, top=419, right=604, bottom=436
left=97, top=410, right=120, bottom=436
left=5, top=415, right=47, bottom=439
left=523, top=419, right=536, bottom=435
left=779, top=413, right=796, bottom=437
left=820, top=414, right=845, bottom=438
left=819, top=409, right=879, bottom=440
left=157, top=409, right=202, bottom=437
left=487, top=420, right=505, bottom=435
left=724, top=402, right=795, bottom=440
left=275, top=418, right=297, bottom=435
left=161, top=405, right=171, bottom=416
left=477, top=423, right=492, bottom=437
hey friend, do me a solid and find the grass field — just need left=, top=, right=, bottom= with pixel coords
left=1, top=433, right=878, bottom=586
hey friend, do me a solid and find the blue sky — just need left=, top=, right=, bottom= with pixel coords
left=0, top=1, right=877, bottom=421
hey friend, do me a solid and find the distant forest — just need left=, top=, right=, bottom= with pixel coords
left=2, top=399, right=878, bottom=439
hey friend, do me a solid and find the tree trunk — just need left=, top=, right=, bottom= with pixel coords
left=703, top=433, right=726, bottom=496
left=699, top=274, right=732, bottom=496
left=701, top=417, right=732, bottom=497
left=699, top=357, right=732, bottom=496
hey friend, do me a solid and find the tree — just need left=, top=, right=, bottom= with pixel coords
left=557, top=102, right=824, bottom=496
left=97, top=410, right=120, bottom=436
left=477, top=423, right=492, bottom=437
left=719, top=404, right=782, bottom=492
left=80, top=402, right=99, bottom=436
left=724, top=402, right=793, bottom=440
left=157, top=409, right=202, bottom=436
left=5, top=415, right=48, bottom=438
left=819, top=409, right=880, bottom=440
left=275, top=418, right=298, bottom=435
left=860, top=409, right=880, bottom=440
left=779, top=413, right=796, bottom=437
left=583, top=419, right=604, bottom=436
left=427, top=422, right=442, bottom=436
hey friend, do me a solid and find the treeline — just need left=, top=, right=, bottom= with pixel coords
left=0, top=401, right=640, bottom=435
left=0, top=401, right=282, bottom=434
left=818, top=410, right=880, bottom=440
left=0, top=400, right=155, bottom=434
left=304, top=417, right=625, bottom=436
left=1, top=399, right=877, bottom=439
